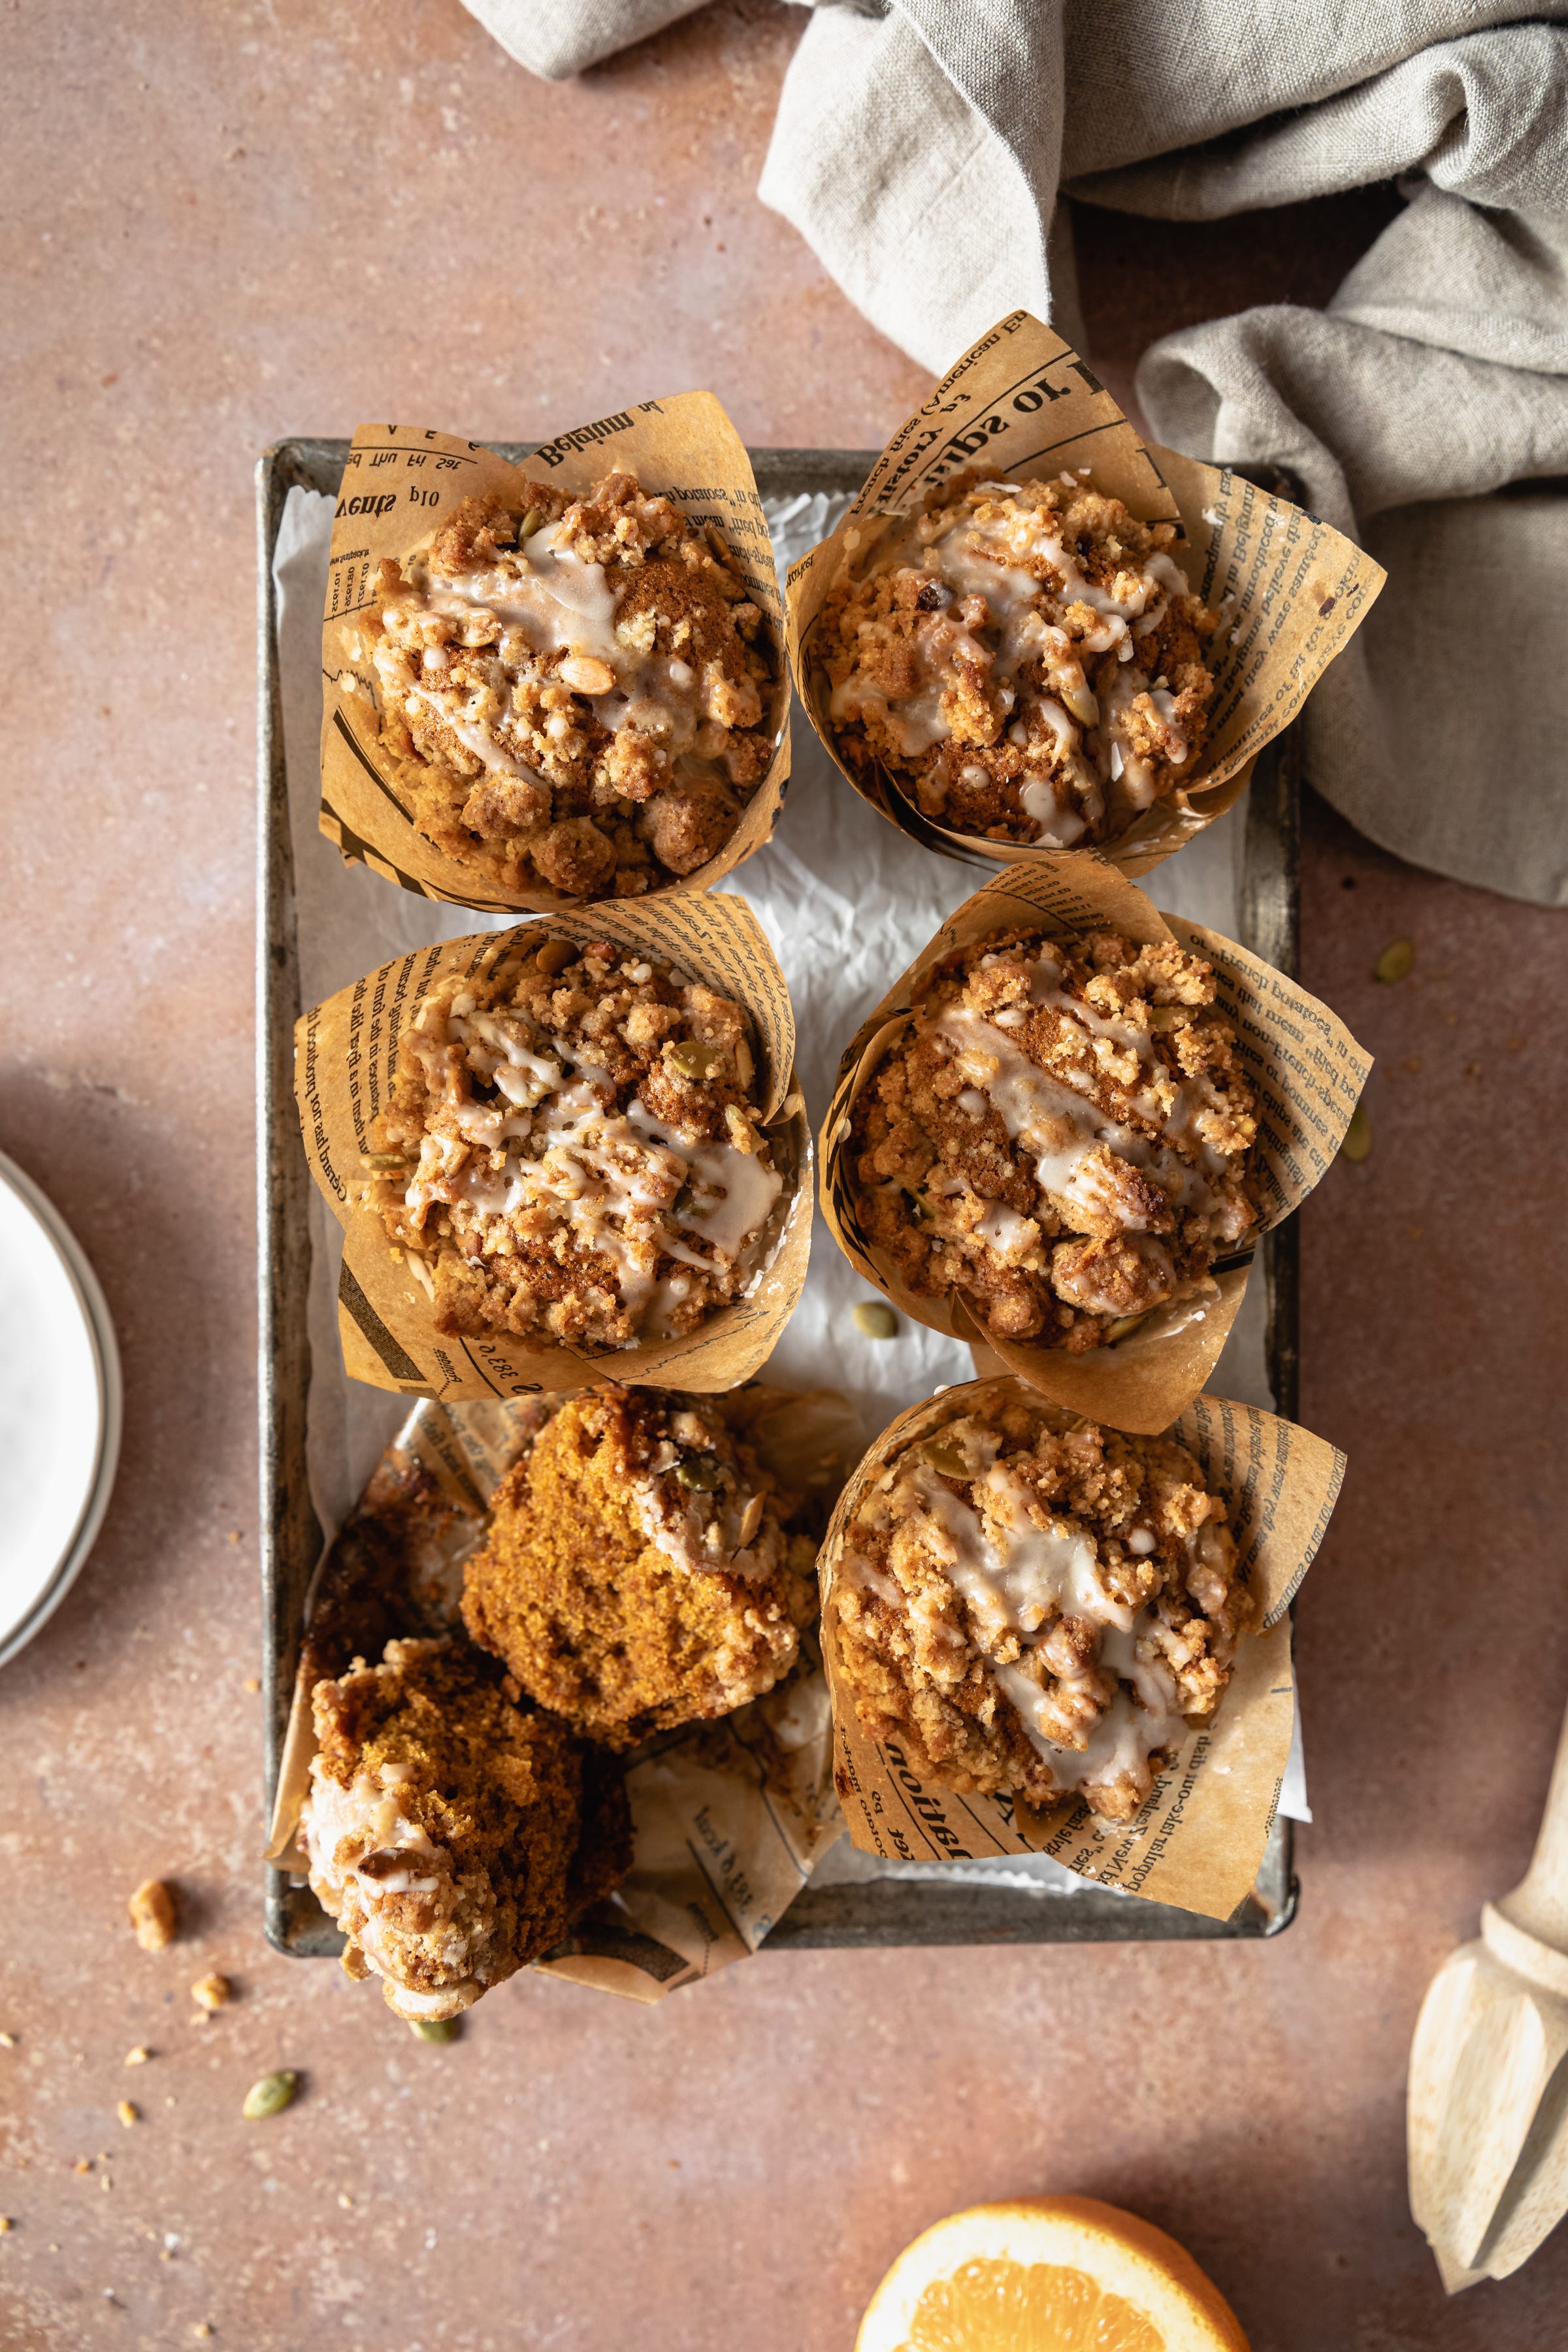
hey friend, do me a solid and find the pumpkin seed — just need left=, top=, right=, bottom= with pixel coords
left=1105, top=1313, right=1148, bottom=1343
left=242, top=2070, right=298, bottom=2121
left=852, top=1302, right=899, bottom=1341
left=668, top=1041, right=727, bottom=1082
left=409, top=2017, right=461, bottom=2044
left=1339, top=1101, right=1371, bottom=1162
left=534, top=938, right=576, bottom=978
left=364, top=1153, right=410, bottom=1171
left=674, top=1456, right=721, bottom=1493
left=922, top=1439, right=971, bottom=1481
left=1374, top=938, right=1414, bottom=985
left=518, top=506, right=545, bottom=540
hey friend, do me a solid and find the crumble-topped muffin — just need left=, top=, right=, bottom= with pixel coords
left=300, top=1637, right=630, bottom=2021
left=368, top=470, right=779, bottom=897
left=365, top=934, right=787, bottom=1352
left=817, top=470, right=1219, bottom=847
left=832, top=1394, right=1252, bottom=1822
left=462, top=1384, right=819, bottom=1749
left=847, top=926, right=1258, bottom=1350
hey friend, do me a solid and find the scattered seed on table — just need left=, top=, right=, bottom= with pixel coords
left=853, top=1301, right=900, bottom=1341
left=1374, top=938, right=1414, bottom=984
left=242, top=2070, right=298, bottom=2121
left=1340, top=1102, right=1371, bottom=1163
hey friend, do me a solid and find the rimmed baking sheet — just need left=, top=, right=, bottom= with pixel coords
left=257, top=440, right=1302, bottom=1956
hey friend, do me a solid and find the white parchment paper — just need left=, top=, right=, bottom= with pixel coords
left=271, top=479, right=1308, bottom=1877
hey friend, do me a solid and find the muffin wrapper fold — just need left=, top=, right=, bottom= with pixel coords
left=785, top=310, right=1384, bottom=875
left=819, top=1375, right=1344, bottom=1922
left=295, top=892, right=811, bottom=1399
left=266, top=1388, right=858, bottom=2004
left=819, top=852, right=1369, bottom=1431
left=319, top=400, right=790, bottom=911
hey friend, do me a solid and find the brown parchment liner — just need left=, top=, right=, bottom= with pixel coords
left=266, top=1386, right=858, bottom=2004
left=819, top=1375, right=1345, bottom=1921
left=295, top=892, right=811, bottom=1400
left=785, top=311, right=1384, bottom=876
left=319, top=399, right=790, bottom=911
left=819, top=852, right=1370, bottom=1433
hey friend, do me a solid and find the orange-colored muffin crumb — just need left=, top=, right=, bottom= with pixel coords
left=463, top=1384, right=819, bottom=1748
left=301, top=1637, right=629, bottom=2021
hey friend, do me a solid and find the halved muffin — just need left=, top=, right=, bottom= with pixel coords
left=300, top=1636, right=629, bottom=2021
left=461, top=1384, right=819, bottom=1748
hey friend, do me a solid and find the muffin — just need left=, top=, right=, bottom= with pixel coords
left=831, top=1393, right=1252, bottom=1823
left=817, top=470, right=1218, bottom=848
left=300, top=1637, right=630, bottom=2021
left=367, top=470, right=779, bottom=897
left=846, top=924, right=1258, bottom=1349
left=462, top=1384, right=819, bottom=1748
left=365, top=933, right=789, bottom=1352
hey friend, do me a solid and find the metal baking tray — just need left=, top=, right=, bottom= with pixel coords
left=257, top=441, right=1301, bottom=1957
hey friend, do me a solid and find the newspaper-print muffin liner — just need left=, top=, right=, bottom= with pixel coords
left=819, top=853, right=1370, bottom=1433
left=320, top=399, right=790, bottom=911
left=819, top=1375, right=1345, bottom=1922
left=785, top=310, right=1384, bottom=876
left=265, top=1385, right=860, bottom=2004
left=295, top=892, right=811, bottom=1399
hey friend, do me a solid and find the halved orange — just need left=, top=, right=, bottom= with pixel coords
left=856, top=2195, right=1250, bottom=2352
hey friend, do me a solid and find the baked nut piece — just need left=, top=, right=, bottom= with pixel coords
left=365, top=934, right=787, bottom=1352
left=462, top=1384, right=820, bottom=1748
left=367, top=470, right=778, bottom=898
left=300, top=1637, right=630, bottom=2020
left=832, top=1396, right=1252, bottom=1823
left=818, top=470, right=1218, bottom=847
left=848, top=926, right=1257, bottom=1350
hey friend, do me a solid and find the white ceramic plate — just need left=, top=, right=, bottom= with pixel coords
left=0, top=1149, right=122, bottom=1667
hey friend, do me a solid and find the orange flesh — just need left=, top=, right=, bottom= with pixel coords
left=902, top=2257, right=1164, bottom=2352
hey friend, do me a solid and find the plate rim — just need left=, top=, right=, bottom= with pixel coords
left=0, top=1147, right=123, bottom=1668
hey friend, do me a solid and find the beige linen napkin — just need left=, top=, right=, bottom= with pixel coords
left=460, top=0, right=1568, bottom=905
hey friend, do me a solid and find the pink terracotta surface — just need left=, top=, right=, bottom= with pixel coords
left=3, top=5, right=1567, bottom=2347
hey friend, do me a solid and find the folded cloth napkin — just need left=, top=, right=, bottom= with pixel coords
left=463, top=0, right=1568, bottom=904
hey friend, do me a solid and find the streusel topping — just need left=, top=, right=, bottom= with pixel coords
left=370, top=470, right=778, bottom=897
left=817, top=470, right=1218, bottom=847
left=848, top=926, right=1257, bottom=1350
left=833, top=1396, right=1252, bottom=1822
left=367, top=935, right=785, bottom=1352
